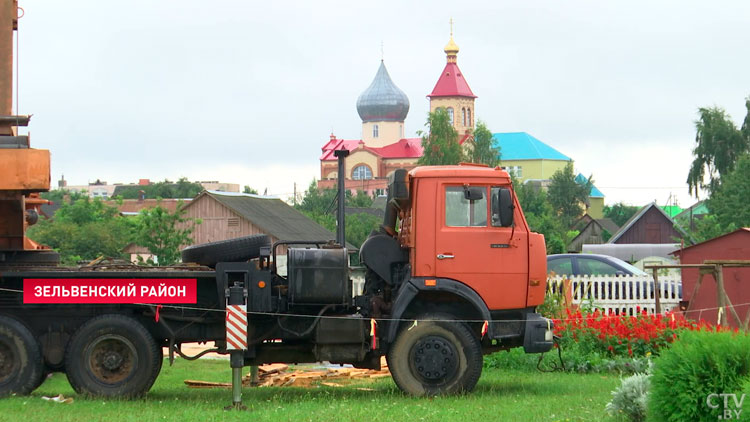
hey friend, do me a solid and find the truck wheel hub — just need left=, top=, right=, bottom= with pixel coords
left=86, top=335, right=138, bottom=384
left=0, top=342, right=15, bottom=382
left=411, top=336, right=458, bottom=381
left=102, top=352, right=123, bottom=370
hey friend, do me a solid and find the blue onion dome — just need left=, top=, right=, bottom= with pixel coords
left=356, top=61, right=410, bottom=122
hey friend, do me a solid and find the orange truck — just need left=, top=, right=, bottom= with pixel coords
left=0, top=1, right=552, bottom=403
left=0, top=154, right=553, bottom=401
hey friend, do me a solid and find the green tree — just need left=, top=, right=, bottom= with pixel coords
left=345, top=213, right=381, bottom=248
left=686, top=106, right=749, bottom=196
left=295, top=181, right=381, bottom=247
left=40, top=189, right=88, bottom=205
left=705, top=153, right=750, bottom=231
left=514, top=178, right=568, bottom=254
left=467, top=120, right=500, bottom=167
left=547, top=163, right=592, bottom=228
left=604, top=202, right=640, bottom=227
left=116, top=178, right=204, bottom=199
left=133, top=204, right=196, bottom=266
left=418, top=108, right=462, bottom=165
left=243, top=185, right=258, bottom=194
left=27, top=198, right=133, bottom=264
left=742, top=97, right=750, bottom=150
left=348, top=190, right=373, bottom=208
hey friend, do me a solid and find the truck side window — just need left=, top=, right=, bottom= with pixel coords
left=445, top=186, right=487, bottom=227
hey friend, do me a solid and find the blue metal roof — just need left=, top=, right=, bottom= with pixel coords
left=575, top=173, right=604, bottom=198
left=492, top=132, right=572, bottom=161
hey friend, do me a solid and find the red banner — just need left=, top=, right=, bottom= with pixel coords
left=23, top=279, right=197, bottom=304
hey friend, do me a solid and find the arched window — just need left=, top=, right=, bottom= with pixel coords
left=462, top=108, right=467, bottom=126
left=447, top=107, right=454, bottom=125
left=352, top=165, right=373, bottom=180
left=372, top=124, right=379, bottom=138
left=467, top=108, right=472, bottom=127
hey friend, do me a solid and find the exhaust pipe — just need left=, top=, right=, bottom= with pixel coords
left=333, top=149, right=349, bottom=247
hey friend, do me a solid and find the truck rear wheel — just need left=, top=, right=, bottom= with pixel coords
left=0, top=316, right=44, bottom=397
left=388, top=314, right=482, bottom=396
left=180, top=234, right=271, bottom=267
left=65, top=315, right=161, bottom=398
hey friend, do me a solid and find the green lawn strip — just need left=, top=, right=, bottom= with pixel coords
left=0, top=359, right=620, bottom=422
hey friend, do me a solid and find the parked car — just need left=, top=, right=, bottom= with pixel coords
left=547, top=253, right=657, bottom=301
left=547, top=253, right=648, bottom=277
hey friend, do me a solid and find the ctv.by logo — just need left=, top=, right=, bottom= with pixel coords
left=707, top=393, right=746, bottom=420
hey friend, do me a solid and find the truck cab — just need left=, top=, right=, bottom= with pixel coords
left=357, top=164, right=553, bottom=395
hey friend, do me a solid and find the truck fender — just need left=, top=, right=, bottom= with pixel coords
left=386, top=278, right=493, bottom=343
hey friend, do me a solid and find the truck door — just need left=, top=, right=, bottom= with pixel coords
left=434, top=184, right=529, bottom=310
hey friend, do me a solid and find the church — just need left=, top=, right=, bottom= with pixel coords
left=318, top=32, right=476, bottom=195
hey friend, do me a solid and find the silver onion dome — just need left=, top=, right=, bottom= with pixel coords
left=356, top=61, right=410, bottom=123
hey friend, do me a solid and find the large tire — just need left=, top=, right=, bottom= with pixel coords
left=387, top=314, right=482, bottom=396
left=65, top=315, right=161, bottom=398
left=0, top=316, right=44, bottom=397
left=180, top=234, right=271, bottom=267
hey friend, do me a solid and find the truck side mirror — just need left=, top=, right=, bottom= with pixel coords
left=463, top=185, right=484, bottom=201
left=492, top=187, right=514, bottom=227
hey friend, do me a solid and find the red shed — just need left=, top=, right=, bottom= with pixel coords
left=673, top=228, right=750, bottom=329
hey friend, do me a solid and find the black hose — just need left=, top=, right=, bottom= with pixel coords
left=276, top=305, right=335, bottom=338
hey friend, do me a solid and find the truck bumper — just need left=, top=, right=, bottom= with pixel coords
left=522, top=313, right=554, bottom=354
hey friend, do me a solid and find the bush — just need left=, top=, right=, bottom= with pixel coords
left=606, top=373, right=651, bottom=422
left=483, top=342, right=650, bottom=375
left=648, top=330, right=750, bottom=422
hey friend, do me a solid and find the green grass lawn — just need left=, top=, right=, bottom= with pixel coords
left=0, top=359, right=621, bottom=422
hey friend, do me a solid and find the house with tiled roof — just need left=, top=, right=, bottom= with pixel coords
left=318, top=31, right=477, bottom=195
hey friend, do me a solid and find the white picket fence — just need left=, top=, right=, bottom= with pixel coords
left=546, top=274, right=682, bottom=315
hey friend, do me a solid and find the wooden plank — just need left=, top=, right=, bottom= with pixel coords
left=184, top=380, right=232, bottom=388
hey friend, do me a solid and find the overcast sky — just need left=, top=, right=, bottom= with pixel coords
left=14, top=1, right=750, bottom=207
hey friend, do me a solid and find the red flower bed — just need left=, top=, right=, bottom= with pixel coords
left=553, top=308, right=721, bottom=357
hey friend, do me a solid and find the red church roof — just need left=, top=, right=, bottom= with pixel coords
left=320, top=136, right=423, bottom=161
left=369, top=138, right=423, bottom=158
left=428, top=62, right=476, bottom=98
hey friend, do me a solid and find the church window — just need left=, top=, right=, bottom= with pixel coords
left=352, top=165, right=373, bottom=180
left=447, top=107, right=454, bottom=125
left=373, top=124, right=379, bottom=138
left=462, top=108, right=467, bottom=126
left=467, top=108, right=472, bottom=126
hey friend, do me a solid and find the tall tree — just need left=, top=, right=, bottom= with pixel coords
left=547, top=163, right=592, bottom=227
left=133, top=204, right=196, bottom=266
left=418, top=108, right=462, bottom=165
left=26, top=198, right=133, bottom=264
left=243, top=185, right=258, bottom=194
left=742, top=97, right=750, bottom=145
left=705, top=153, right=750, bottom=231
left=116, top=178, right=204, bottom=199
left=467, top=120, right=500, bottom=167
left=686, top=106, right=748, bottom=197
left=514, top=179, right=567, bottom=253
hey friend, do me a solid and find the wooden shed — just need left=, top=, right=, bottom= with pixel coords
left=608, top=202, right=688, bottom=244
left=567, top=215, right=619, bottom=252
left=182, top=191, right=341, bottom=253
left=673, top=228, right=750, bottom=329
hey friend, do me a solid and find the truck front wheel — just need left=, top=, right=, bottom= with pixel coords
left=0, top=316, right=44, bottom=397
left=65, top=315, right=161, bottom=398
left=388, top=314, right=482, bottom=396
